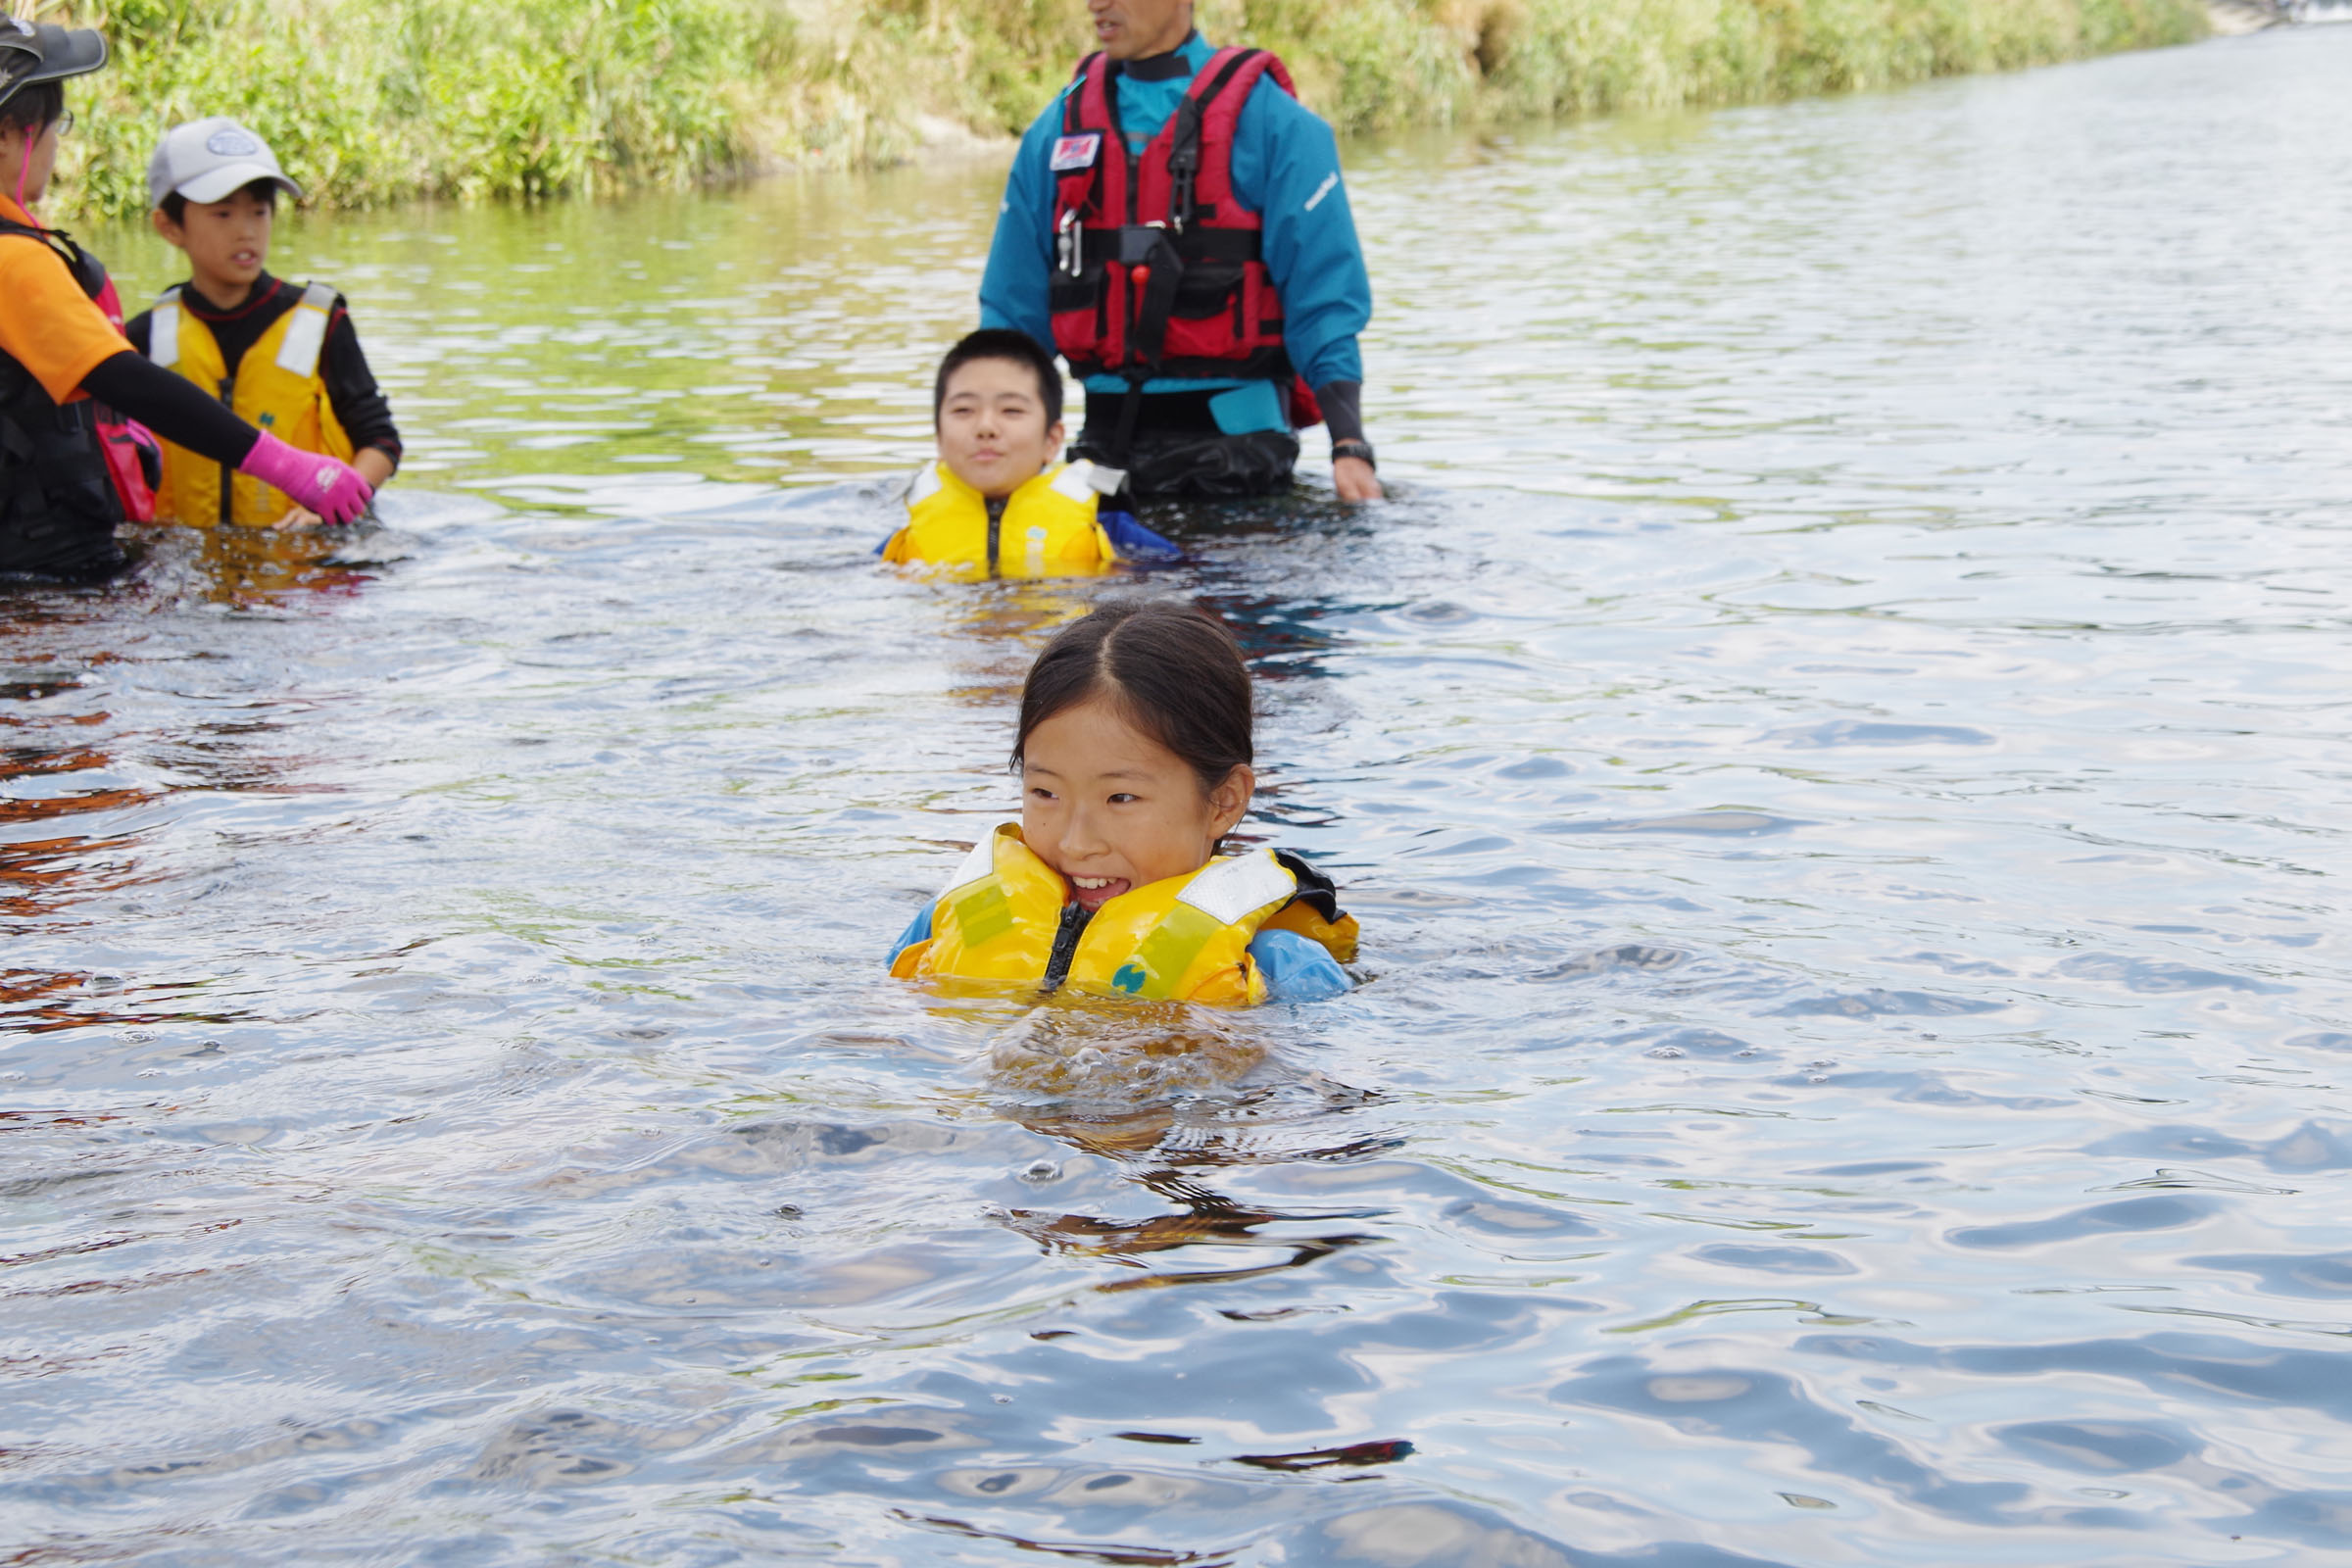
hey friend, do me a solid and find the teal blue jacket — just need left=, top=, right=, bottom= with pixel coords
left=978, top=32, right=1371, bottom=419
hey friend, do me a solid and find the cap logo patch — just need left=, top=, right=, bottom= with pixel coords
left=206, top=129, right=262, bottom=157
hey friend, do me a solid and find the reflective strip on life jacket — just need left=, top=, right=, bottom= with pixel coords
left=1062, top=848, right=1298, bottom=1001
left=149, top=293, right=182, bottom=368
left=274, top=282, right=336, bottom=376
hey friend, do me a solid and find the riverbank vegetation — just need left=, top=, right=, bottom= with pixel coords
left=44, top=0, right=2207, bottom=219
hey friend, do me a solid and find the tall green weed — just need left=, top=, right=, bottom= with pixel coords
left=46, top=0, right=794, bottom=216
left=34, top=0, right=2207, bottom=220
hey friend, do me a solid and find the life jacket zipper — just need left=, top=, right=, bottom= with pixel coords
left=216, top=376, right=235, bottom=526
left=1040, top=903, right=1093, bottom=994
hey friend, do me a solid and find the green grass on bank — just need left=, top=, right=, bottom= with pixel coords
left=41, top=0, right=2207, bottom=220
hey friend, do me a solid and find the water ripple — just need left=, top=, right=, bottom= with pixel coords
left=3, top=26, right=2349, bottom=1567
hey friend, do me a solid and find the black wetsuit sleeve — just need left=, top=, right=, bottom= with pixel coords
left=323, top=308, right=400, bottom=469
left=80, top=351, right=260, bottom=468
left=1315, top=379, right=1365, bottom=446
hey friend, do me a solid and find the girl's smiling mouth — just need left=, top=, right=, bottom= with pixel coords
left=1069, top=875, right=1130, bottom=910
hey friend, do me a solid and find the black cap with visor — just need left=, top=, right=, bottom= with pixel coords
left=0, top=18, right=107, bottom=122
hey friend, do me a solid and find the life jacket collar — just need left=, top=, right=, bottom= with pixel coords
left=893, top=822, right=1354, bottom=1005
left=884, top=460, right=1119, bottom=580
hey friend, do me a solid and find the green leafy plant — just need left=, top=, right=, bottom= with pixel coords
left=34, top=0, right=2207, bottom=220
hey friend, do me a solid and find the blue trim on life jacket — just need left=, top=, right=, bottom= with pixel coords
left=889, top=903, right=935, bottom=964
left=885, top=898, right=1350, bottom=1000
left=875, top=508, right=1179, bottom=564
left=1102, top=509, right=1180, bottom=561
left=1250, top=927, right=1353, bottom=1001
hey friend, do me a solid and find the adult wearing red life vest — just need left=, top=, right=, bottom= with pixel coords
left=0, top=21, right=369, bottom=583
left=979, top=0, right=1382, bottom=503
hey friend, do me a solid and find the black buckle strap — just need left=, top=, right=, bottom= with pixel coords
left=1165, top=48, right=1260, bottom=233
left=1168, top=98, right=1202, bottom=234
left=1075, top=225, right=1259, bottom=269
left=1274, top=851, right=1345, bottom=924
left=1127, top=230, right=1185, bottom=371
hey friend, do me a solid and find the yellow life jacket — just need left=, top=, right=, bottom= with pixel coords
left=891, top=823, right=1357, bottom=1006
left=882, top=461, right=1119, bottom=580
left=146, top=282, right=356, bottom=527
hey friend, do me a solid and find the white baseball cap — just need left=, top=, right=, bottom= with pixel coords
left=147, top=117, right=303, bottom=210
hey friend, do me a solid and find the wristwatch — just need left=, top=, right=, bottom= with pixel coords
left=1332, top=439, right=1377, bottom=470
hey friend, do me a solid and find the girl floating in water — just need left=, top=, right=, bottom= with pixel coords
left=890, top=600, right=1356, bottom=1004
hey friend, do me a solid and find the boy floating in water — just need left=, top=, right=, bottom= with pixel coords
left=890, top=600, right=1355, bottom=1004
left=880, top=328, right=1173, bottom=579
left=127, top=118, right=400, bottom=529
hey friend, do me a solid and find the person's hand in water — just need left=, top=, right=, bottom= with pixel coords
left=1334, top=455, right=1383, bottom=502
left=267, top=440, right=395, bottom=529
left=237, top=431, right=372, bottom=525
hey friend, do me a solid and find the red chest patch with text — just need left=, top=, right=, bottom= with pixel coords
left=1051, top=133, right=1102, bottom=172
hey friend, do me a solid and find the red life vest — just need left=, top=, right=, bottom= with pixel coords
left=1049, top=45, right=1315, bottom=417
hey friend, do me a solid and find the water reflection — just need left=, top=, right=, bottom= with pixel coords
left=171, top=520, right=387, bottom=607
left=1004, top=1087, right=1398, bottom=1298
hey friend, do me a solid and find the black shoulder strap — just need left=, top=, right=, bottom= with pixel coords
left=1274, top=850, right=1344, bottom=924
left=0, top=216, right=103, bottom=302
left=1189, top=47, right=1266, bottom=114
left=1166, top=49, right=1264, bottom=230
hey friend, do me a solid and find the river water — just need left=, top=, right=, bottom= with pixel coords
left=6, top=26, right=2350, bottom=1567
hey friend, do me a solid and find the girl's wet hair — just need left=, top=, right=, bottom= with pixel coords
left=1014, top=600, right=1252, bottom=796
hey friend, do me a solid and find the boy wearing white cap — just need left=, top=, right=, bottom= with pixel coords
left=127, top=117, right=400, bottom=529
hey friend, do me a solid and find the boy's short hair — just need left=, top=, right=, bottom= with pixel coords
left=159, top=179, right=281, bottom=225
left=0, top=80, right=62, bottom=136
left=933, top=329, right=1062, bottom=430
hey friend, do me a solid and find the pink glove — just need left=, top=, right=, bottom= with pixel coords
left=238, top=430, right=374, bottom=526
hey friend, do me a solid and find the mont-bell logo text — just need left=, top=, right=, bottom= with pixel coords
left=207, top=129, right=262, bottom=158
